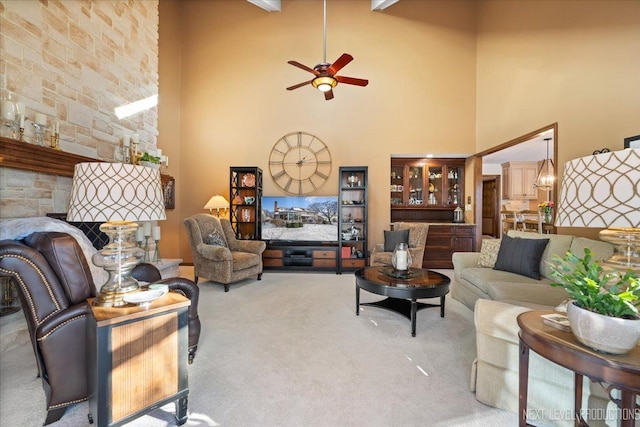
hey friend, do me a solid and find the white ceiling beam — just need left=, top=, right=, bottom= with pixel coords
left=371, top=0, right=400, bottom=11
left=247, top=0, right=281, bottom=12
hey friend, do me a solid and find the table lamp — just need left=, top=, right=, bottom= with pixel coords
left=555, top=148, right=640, bottom=271
left=204, top=195, right=229, bottom=217
left=67, top=162, right=166, bottom=306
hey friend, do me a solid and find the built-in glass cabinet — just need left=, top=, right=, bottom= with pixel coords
left=390, top=158, right=465, bottom=222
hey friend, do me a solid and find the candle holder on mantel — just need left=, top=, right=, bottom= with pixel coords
left=143, top=232, right=151, bottom=263
left=32, top=123, right=49, bottom=146
left=49, top=133, right=60, bottom=150
left=1, top=118, right=20, bottom=140
left=153, top=239, right=162, bottom=263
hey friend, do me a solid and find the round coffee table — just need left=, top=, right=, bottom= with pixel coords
left=355, top=267, right=451, bottom=337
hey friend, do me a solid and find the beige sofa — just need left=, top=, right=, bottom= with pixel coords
left=452, top=230, right=614, bottom=311
left=453, top=231, right=618, bottom=427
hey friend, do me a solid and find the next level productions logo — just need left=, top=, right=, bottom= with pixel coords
left=524, top=408, right=638, bottom=423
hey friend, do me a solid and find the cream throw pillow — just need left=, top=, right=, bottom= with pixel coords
left=478, top=238, right=501, bottom=268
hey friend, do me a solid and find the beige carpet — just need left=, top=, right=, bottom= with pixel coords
left=0, top=269, right=517, bottom=427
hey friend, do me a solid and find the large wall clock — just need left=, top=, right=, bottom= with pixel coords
left=269, top=131, right=332, bottom=195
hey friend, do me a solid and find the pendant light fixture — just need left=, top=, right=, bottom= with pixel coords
left=534, top=138, right=555, bottom=190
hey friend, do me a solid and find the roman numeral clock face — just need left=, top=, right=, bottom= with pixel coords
left=269, top=132, right=332, bottom=195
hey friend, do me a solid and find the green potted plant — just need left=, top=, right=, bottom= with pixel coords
left=549, top=248, right=640, bottom=354
left=139, top=152, right=161, bottom=169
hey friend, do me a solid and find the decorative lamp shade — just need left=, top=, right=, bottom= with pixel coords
left=204, top=195, right=230, bottom=211
left=68, top=162, right=166, bottom=222
left=555, top=149, right=640, bottom=228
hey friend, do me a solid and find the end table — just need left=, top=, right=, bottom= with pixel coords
left=87, top=292, right=191, bottom=426
left=518, top=310, right=639, bottom=427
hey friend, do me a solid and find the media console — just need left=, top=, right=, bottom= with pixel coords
left=262, top=242, right=338, bottom=272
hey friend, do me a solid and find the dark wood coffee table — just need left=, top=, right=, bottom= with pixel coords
left=355, top=267, right=450, bottom=337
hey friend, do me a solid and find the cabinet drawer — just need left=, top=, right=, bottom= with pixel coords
left=313, top=250, right=336, bottom=259
left=454, top=226, right=475, bottom=236
left=263, top=258, right=284, bottom=267
left=426, top=236, right=454, bottom=249
left=425, top=251, right=453, bottom=262
left=312, top=259, right=336, bottom=268
left=263, top=249, right=283, bottom=258
left=342, top=259, right=365, bottom=268
left=428, top=225, right=454, bottom=235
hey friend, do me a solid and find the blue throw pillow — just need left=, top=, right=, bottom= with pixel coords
left=493, top=235, right=549, bottom=280
left=206, top=229, right=227, bottom=247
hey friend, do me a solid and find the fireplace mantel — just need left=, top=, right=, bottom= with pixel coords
left=0, top=136, right=173, bottom=183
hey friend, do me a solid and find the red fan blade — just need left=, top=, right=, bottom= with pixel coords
left=286, top=80, right=314, bottom=91
left=324, top=90, right=334, bottom=101
left=335, top=75, right=369, bottom=87
left=327, top=53, right=353, bottom=75
left=287, top=61, right=319, bottom=75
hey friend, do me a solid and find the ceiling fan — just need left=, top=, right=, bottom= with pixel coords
left=286, top=0, right=368, bottom=101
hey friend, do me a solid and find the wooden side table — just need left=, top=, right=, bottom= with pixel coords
left=87, top=292, right=191, bottom=427
left=517, top=310, right=640, bottom=427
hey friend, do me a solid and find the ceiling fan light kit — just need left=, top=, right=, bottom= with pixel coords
left=287, top=0, right=368, bottom=100
left=311, top=75, right=337, bottom=92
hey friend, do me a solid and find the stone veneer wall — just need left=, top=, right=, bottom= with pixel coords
left=0, top=0, right=159, bottom=218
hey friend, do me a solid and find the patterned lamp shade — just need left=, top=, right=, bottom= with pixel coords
left=67, top=162, right=166, bottom=307
left=68, top=162, right=166, bottom=222
left=555, top=148, right=640, bottom=228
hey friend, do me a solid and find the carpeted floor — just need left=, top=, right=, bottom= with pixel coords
left=0, top=269, right=517, bottom=427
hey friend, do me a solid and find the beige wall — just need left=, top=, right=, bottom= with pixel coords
left=175, top=0, right=478, bottom=261
left=475, top=0, right=640, bottom=236
left=5, top=0, right=638, bottom=260
left=158, top=0, right=182, bottom=258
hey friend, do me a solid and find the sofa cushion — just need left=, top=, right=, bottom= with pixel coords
left=494, top=235, right=549, bottom=280
left=383, top=229, right=409, bottom=252
left=569, top=237, right=614, bottom=263
left=462, top=267, right=569, bottom=311
left=507, top=231, right=574, bottom=279
left=478, top=238, right=501, bottom=268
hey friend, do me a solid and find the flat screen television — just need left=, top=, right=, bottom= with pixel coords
left=261, top=196, right=339, bottom=243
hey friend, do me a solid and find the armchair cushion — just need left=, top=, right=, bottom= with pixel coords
left=197, top=243, right=232, bottom=261
left=383, top=229, right=409, bottom=252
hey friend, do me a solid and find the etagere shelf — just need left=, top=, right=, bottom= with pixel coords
left=338, top=166, right=368, bottom=274
left=229, top=166, right=262, bottom=240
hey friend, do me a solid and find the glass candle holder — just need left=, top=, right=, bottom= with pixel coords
left=32, top=123, right=49, bottom=146
left=392, top=242, right=412, bottom=271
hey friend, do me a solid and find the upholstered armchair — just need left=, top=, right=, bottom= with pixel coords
left=184, top=214, right=266, bottom=291
left=370, top=222, right=430, bottom=268
left=0, top=232, right=201, bottom=425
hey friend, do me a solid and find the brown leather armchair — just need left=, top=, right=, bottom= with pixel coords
left=0, top=232, right=201, bottom=425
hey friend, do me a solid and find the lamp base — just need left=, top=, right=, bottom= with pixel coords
left=92, top=221, right=145, bottom=307
left=93, top=289, right=136, bottom=307
left=599, top=227, right=640, bottom=272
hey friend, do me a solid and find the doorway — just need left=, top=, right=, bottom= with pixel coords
left=474, top=123, right=558, bottom=240
left=481, top=175, right=500, bottom=237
